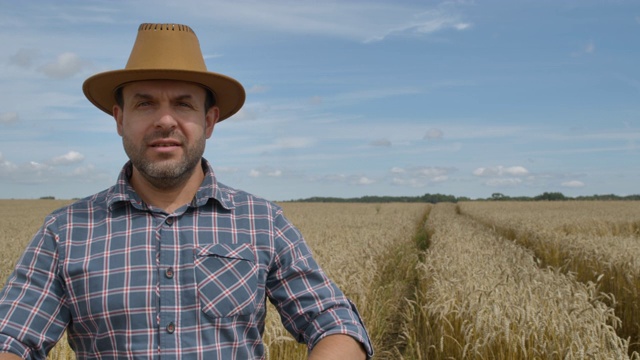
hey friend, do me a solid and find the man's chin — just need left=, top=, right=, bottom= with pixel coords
left=136, top=158, right=201, bottom=185
left=143, top=162, right=184, bottom=178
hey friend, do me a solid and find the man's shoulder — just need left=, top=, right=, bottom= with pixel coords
left=215, top=181, right=282, bottom=213
left=47, top=187, right=115, bottom=219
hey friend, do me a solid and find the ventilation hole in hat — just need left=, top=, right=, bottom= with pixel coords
left=138, top=23, right=193, bottom=33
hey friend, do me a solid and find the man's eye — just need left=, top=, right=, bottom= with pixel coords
left=178, top=102, right=193, bottom=108
left=136, top=101, right=152, bottom=107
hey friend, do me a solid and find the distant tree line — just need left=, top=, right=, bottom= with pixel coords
left=39, top=193, right=640, bottom=203
left=290, top=194, right=466, bottom=204
left=492, top=192, right=640, bottom=202
left=288, top=192, right=640, bottom=203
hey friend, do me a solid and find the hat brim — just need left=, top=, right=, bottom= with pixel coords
left=82, top=69, right=246, bottom=122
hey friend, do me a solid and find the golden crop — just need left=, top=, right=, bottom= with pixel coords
left=0, top=199, right=72, bottom=285
left=2, top=200, right=639, bottom=359
left=404, top=203, right=635, bottom=359
left=459, top=201, right=640, bottom=358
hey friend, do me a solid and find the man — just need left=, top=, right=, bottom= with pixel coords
left=0, top=23, right=372, bottom=359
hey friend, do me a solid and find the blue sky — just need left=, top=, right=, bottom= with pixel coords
left=0, top=0, right=638, bottom=200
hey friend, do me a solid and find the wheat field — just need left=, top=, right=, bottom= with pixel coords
left=1, top=200, right=639, bottom=359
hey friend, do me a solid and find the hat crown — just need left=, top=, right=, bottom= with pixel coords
left=82, top=22, right=245, bottom=121
left=125, top=23, right=207, bottom=72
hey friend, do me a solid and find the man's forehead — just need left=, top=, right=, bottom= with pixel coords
left=121, top=80, right=208, bottom=97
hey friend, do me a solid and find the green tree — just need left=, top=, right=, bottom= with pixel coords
left=534, top=192, right=567, bottom=201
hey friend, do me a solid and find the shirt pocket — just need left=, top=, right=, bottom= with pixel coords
left=193, top=242, right=258, bottom=318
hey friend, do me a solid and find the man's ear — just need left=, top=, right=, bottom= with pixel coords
left=205, top=106, right=219, bottom=139
left=113, top=105, right=124, bottom=136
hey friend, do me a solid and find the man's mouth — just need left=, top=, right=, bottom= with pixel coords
left=149, top=140, right=181, bottom=147
left=148, top=139, right=182, bottom=153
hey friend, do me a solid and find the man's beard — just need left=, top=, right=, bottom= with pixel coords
left=123, top=129, right=205, bottom=189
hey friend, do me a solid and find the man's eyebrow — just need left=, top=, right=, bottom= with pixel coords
left=132, top=93, right=154, bottom=100
left=132, top=93, right=195, bottom=101
left=174, top=94, right=194, bottom=101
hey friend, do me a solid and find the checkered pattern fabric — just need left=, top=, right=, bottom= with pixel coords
left=0, top=159, right=372, bottom=359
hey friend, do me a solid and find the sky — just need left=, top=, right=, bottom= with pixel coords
left=0, top=0, right=638, bottom=201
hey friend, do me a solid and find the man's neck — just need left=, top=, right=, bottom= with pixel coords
left=129, top=165, right=205, bottom=214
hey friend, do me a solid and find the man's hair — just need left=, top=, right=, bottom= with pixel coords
left=114, top=86, right=216, bottom=113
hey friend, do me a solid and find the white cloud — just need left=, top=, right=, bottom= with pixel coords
left=473, top=165, right=529, bottom=177
left=370, top=139, right=392, bottom=147
left=365, top=7, right=471, bottom=43
left=572, top=40, right=596, bottom=57
left=50, top=151, right=85, bottom=166
left=71, top=164, right=95, bottom=177
left=473, top=167, right=491, bottom=176
left=506, top=166, right=530, bottom=176
left=454, top=23, right=471, bottom=30
left=417, top=167, right=449, bottom=177
left=0, top=157, right=53, bottom=184
left=38, top=52, right=90, bottom=79
left=232, top=105, right=265, bottom=121
left=273, top=137, right=315, bottom=149
left=309, top=96, right=323, bottom=105
left=203, top=53, right=223, bottom=60
left=0, top=158, right=16, bottom=173
left=485, top=178, right=523, bottom=187
left=561, top=180, right=585, bottom=188
left=177, top=1, right=471, bottom=43
left=424, top=128, right=443, bottom=140
left=9, top=48, right=39, bottom=68
left=315, top=173, right=376, bottom=186
left=248, top=85, right=270, bottom=94
left=390, top=166, right=455, bottom=187
left=357, top=176, right=375, bottom=185
left=0, top=153, right=13, bottom=170
left=231, top=102, right=272, bottom=121
left=323, top=174, right=348, bottom=182
left=249, top=167, right=283, bottom=178
left=473, top=165, right=531, bottom=188
left=392, top=177, right=419, bottom=187
left=584, top=41, right=595, bottom=54
left=28, top=161, right=50, bottom=171
left=334, top=87, right=421, bottom=104
left=0, top=112, right=19, bottom=124
left=0, top=151, right=110, bottom=190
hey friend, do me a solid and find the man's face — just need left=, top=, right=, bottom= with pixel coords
left=113, top=80, right=219, bottom=189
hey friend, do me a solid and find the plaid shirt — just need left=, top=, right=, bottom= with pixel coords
left=0, top=159, right=372, bottom=359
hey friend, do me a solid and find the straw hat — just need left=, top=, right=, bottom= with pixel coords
left=83, top=23, right=245, bottom=122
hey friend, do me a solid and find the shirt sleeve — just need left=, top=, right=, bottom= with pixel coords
left=0, top=215, right=70, bottom=359
left=265, top=210, right=374, bottom=357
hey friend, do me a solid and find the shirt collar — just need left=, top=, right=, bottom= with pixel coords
left=106, top=158, right=235, bottom=211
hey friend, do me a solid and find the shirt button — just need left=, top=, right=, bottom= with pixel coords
left=165, top=218, right=173, bottom=225
left=166, top=322, right=175, bottom=334
left=165, top=267, right=174, bottom=279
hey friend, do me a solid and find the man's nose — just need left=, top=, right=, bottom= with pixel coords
left=154, top=107, right=178, bottom=130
